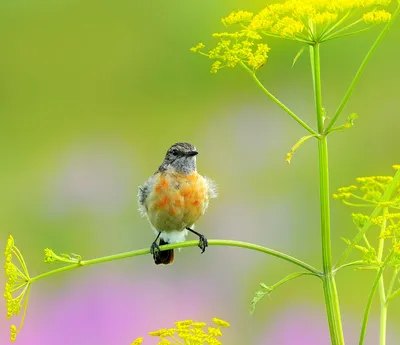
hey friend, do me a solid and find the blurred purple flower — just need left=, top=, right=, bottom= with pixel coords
left=259, top=303, right=399, bottom=345
left=2, top=272, right=214, bottom=345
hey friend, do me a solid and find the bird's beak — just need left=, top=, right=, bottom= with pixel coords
left=186, top=150, right=198, bottom=157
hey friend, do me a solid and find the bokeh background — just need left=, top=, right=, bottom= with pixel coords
left=1, top=0, right=400, bottom=344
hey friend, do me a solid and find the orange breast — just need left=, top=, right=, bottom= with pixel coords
left=146, top=172, right=209, bottom=231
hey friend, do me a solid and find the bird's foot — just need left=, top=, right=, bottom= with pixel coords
left=198, top=234, right=208, bottom=254
left=186, top=227, right=208, bottom=254
left=150, top=241, right=160, bottom=255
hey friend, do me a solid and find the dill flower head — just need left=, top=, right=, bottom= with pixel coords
left=142, top=318, right=230, bottom=345
left=334, top=166, right=400, bottom=263
left=333, top=175, right=399, bottom=205
left=228, top=0, right=392, bottom=43
left=3, top=235, right=32, bottom=342
left=192, top=0, right=394, bottom=72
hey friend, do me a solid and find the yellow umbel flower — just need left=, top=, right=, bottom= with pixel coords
left=3, top=235, right=31, bottom=342
left=335, top=167, right=400, bottom=263
left=141, top=317, right=229, bottom=344
left=246, top=0, right=392, bottom=41
left=212, top=317, right=230, bottom=328
left=221, top=10, right=254, bottom=26
left=192, top=0, right=394, bottom=73
left=363, top=9, right=392, bottom=23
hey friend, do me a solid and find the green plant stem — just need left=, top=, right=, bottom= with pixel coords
left=386, top=267, right=399, bottom=305
left=29, top=239, right=321, bottom=283
left=336, top=168, right=400, bottom=268
left=334, top=260, right=379, bottom=273
left=240, top=62, right=319, bottom=136
left=359, top=251, right=393, bottom=345
left=325, top=3, right=400, bottom=132
left=310, top=43, right=345, bottom=345
left=378, top=208, right=388, bottom=345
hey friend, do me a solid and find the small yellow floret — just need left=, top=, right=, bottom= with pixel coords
left=221, top=10, right=254, bottom=26
left=210, top=61, right=222, bottom=74
left=312, top=12, right=338, bottom=24
left=149, top=328, right=167, bottom=337
left=44, top=248, right=57, bottom=263
left=190, top=42, right=205, bottom=53
left=212, top=317, right=230, bottom=328
left=363, top=10, right=391, bottom=24
left=208, top=327, right=222, bottom=336
left=131, top=338, right=144, bottom=345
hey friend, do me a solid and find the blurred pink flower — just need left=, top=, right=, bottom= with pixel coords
left=2, top=271, right=214, bottom=345
left=259, top=303, right=398, bottom=345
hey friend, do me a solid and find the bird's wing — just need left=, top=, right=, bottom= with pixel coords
left=137, top=177, right=153, bottom=217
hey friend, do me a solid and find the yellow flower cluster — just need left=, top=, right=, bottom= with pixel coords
left=191, top=32, right=270, bottom=73
left=244, top=0, right=392, bottom=41
left=192, top=0, right=394, bottom=72
left=335, top=166, right=400, bottom=263
left=4, top=235, right=31, bottom=342
left=363, top=9, right=392, bottom=23
left=333, top=175, right=396, bottom=203
left=221, top=10, right=253, bottom=26
left=131, top=318, right=230, bottom=345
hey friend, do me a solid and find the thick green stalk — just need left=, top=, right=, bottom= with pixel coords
left=311, top=43, right=345, bottom=345
left=29, top=239, right=321, bottom=283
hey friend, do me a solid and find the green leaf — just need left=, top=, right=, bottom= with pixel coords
left=292, top=45, right=307, bottom=67
left=250, top=283, right=271, bottom=314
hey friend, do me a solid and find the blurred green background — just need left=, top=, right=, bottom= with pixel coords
left=1, top=0, right=400, bottom=344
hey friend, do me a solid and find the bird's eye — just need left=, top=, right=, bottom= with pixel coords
left=171, top=149, right=179, bottom=155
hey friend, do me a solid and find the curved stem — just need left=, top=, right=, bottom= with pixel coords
left=240, top=62, right=319, bottom=136
left=325, top=3, right=400, bottom=132
left=311, top=43, right=345, bottom=345
left=334, top=260, right=379, bottom=273
left=29, top=239, right=321, bottom=283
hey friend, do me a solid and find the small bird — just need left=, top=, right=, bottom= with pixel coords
left=138, top=142, right=217, bottom=265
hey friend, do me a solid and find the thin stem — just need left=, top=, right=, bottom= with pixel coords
left=323, top=18, right=364, bottom=41
left=325, top=4, right=400, bottom=132
left=272, top=272, right=321, bottom=289
left=319, top=10, right=352, bottom=41
left=377, top=208, right=388, bottom=345
left=334, top=260, right=379, bottom=273
left=386, top=267, right=399, bottom=305
left=336, top=169, right=400, bottom=268
left=311, top=43, right=345, bottom=345
left=386, top=287, right=400, bottom=304
left=29, top=239, right=321, bottom=283
left=323, top=26, right=374, bottom=42
left=240, top=62, right=319, bottom=136
left=359, top=251, right=393, bottom=345
left=260, top=31, right=313, bottom=44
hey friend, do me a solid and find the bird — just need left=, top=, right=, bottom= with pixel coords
left=138, top=142, right=217, bottom=265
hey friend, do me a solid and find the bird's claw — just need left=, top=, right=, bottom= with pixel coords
left=150, top=241, right=160, bottom=255
left=198, top=235, right=208, bottom=254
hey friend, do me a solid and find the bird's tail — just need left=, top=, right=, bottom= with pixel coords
left=153, top=238, right=174, bottom=265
